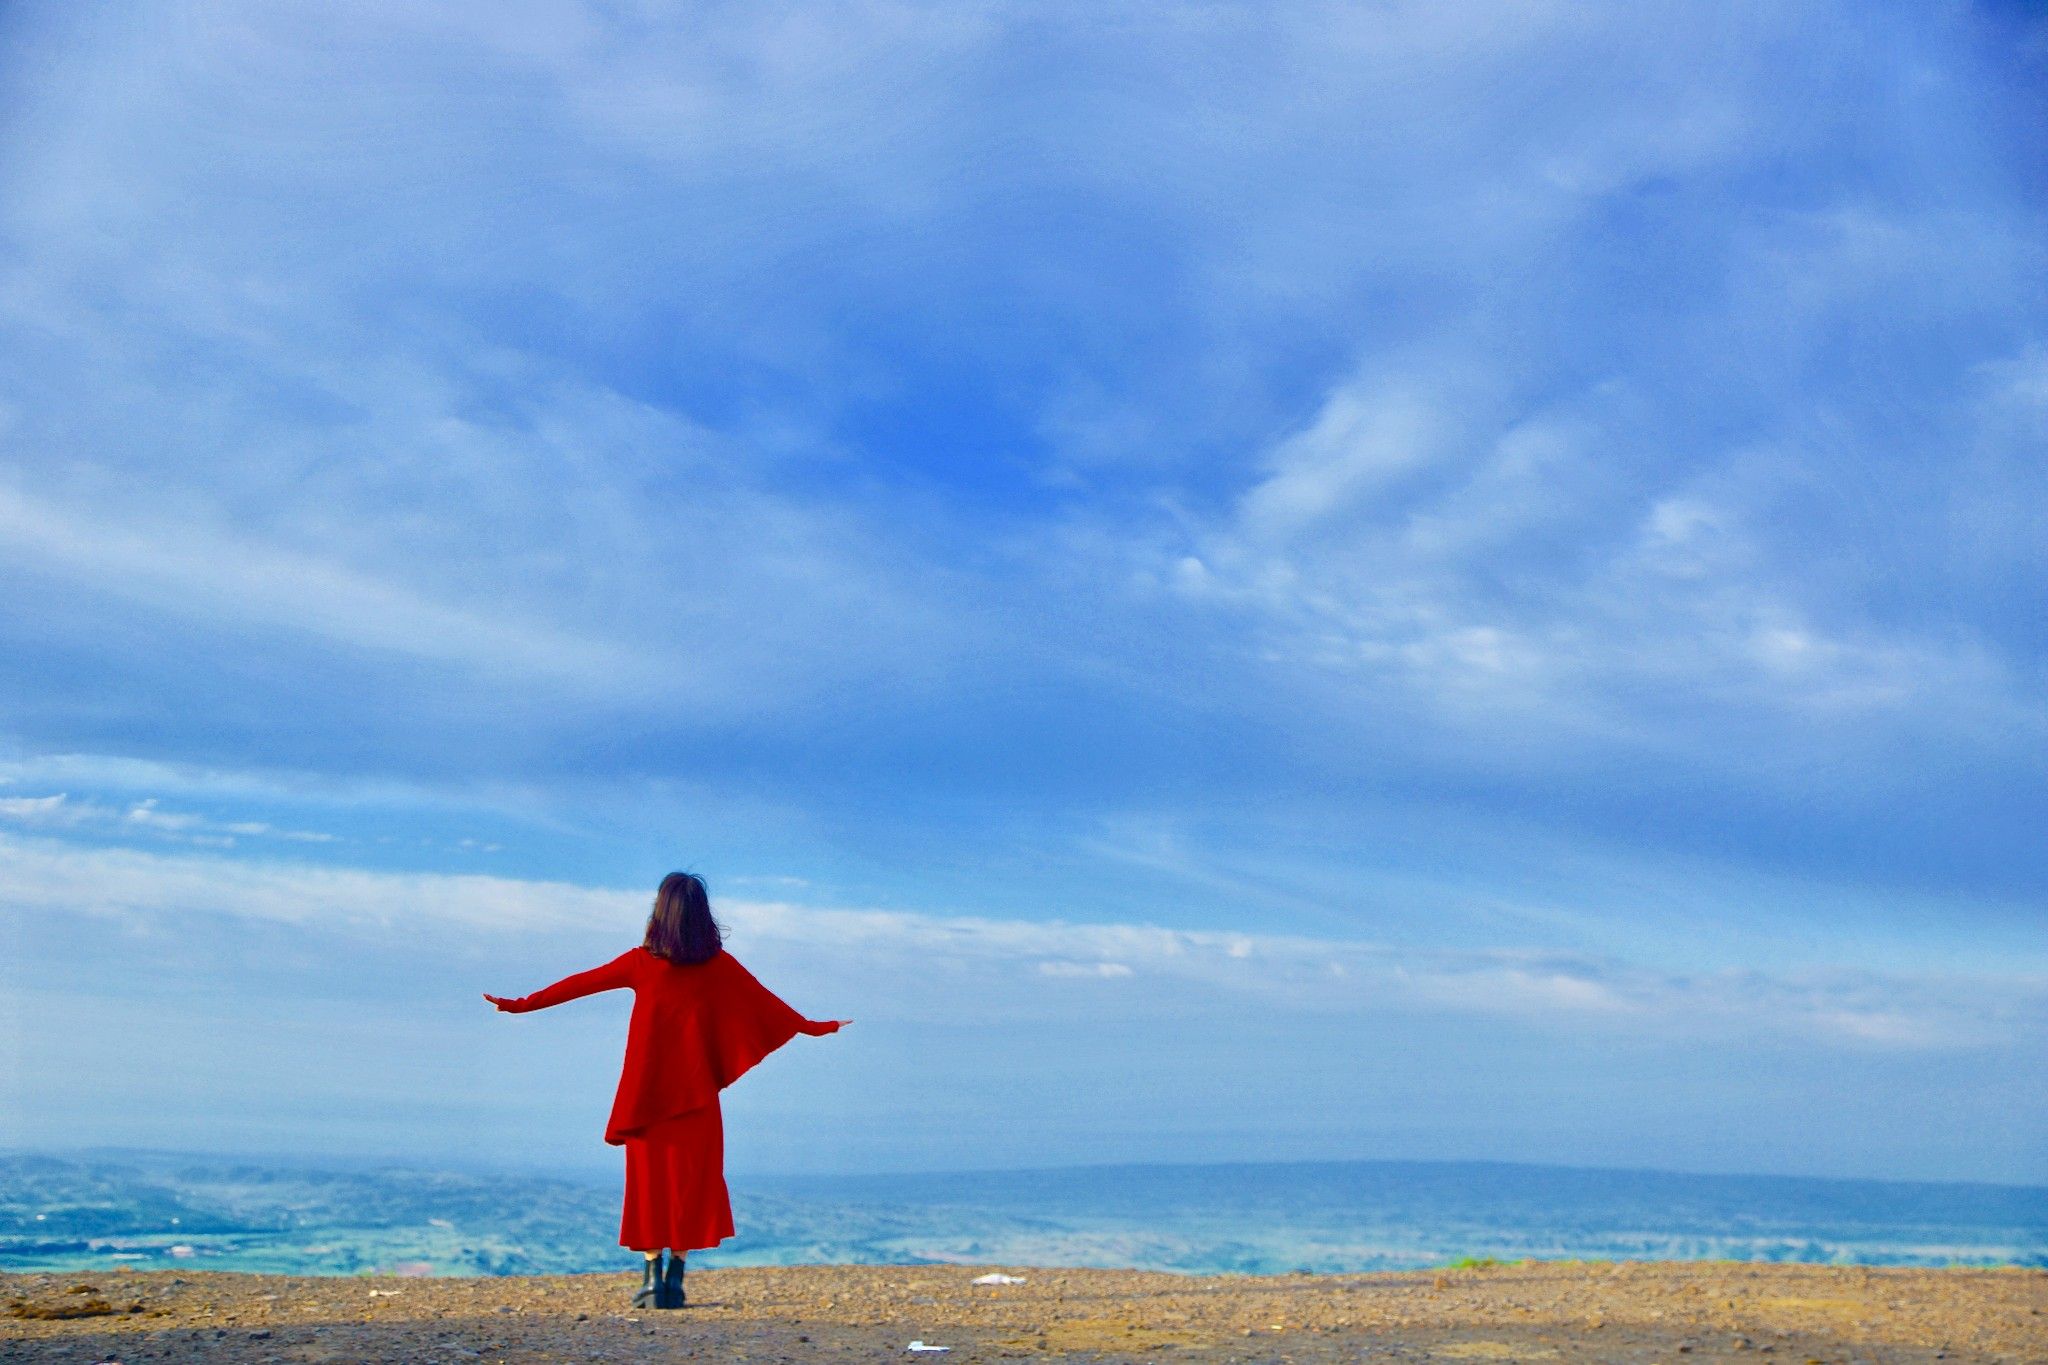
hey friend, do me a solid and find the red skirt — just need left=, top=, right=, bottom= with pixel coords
left=619, top=1098, right=736, bottom=1252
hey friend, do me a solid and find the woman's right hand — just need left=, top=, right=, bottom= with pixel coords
left=483, top=993, right=524, bottom=1013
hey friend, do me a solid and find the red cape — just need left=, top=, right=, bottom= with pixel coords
left=503, top=946, right=840, bottom=1145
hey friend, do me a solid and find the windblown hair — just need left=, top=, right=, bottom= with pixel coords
left=644, top=871, right=724, bottom=965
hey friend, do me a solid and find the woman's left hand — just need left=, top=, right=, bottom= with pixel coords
left=483, top=993, right=523, bottom=1012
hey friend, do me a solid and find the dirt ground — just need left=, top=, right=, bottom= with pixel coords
left=4, top=1260, right=2043, bottom=1364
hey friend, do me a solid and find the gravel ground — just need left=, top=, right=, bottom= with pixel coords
left=4, top=1260, right=2043, bottom=1364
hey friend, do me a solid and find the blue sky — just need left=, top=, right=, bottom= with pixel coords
left=0, top=1, right=2043, bottom=1184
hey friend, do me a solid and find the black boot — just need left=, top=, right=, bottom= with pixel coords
left=630, top=1252, right=664, bottom=1309
left=658, top=1251, right=686, bottom=1309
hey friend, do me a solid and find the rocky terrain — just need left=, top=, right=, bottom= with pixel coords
left=4, top=1260, right=2043, bottom=1363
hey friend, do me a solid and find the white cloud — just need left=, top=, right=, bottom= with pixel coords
left=225, top=821, right=337, bottom=844
left=1148, top=345, right=2045, bottom=757
left=1403, top=964, right=1643, bottom=1016
left=2, top=830, right=2036, bottom=1052
left=0, top=829, right=622, bottom=933
left=0, top=478, right=653, bottom=694
left=125, top=797, right=200, bottom=831
left=0, top=788, right=341, bottom=849
left=0, top=793, right=72, bottom=820
left=0, top=751, right=519, bottom=814
left=1240, top=369, right=1461, bottom=541
left=1037, top=960, right=1135, bottom=978
left=1808, top=1008, right=1954, bottom=1049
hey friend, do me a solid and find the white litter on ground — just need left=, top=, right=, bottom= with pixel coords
left=905, top=1341, right=951, bottom=1352
left=970, top=1273, right=1027, bottom=1285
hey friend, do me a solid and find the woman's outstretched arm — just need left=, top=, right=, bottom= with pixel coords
left=720, top=954, right=850, bottom=1035
left=485, top=950, right=636, bottom=1014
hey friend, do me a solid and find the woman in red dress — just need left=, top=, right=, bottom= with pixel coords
left=485, top=872, right=849, bottom=1309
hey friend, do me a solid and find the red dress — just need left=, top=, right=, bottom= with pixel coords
left=501, top=945, right=842, bottom=1251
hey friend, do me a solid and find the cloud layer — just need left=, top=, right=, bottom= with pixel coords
left=6, top=830, right=2038, bottom=1051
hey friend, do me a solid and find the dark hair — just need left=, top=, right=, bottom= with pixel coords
left=644, top=871, right=724, bottom=964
